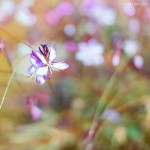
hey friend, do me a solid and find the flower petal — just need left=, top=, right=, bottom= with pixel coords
left=36, top=75, right=46, bottom=85
left=31, top=51, right=47, bottom=65
left=39, top=44, right=50, bottom=59
left=49, top=45, right=56, bottom=62
left=28, top=65, right=36, bottom=75
left=51, top=62, right=69, bottom=71
left=30, top=55, right=43, bottom=67
left=36, top=66, right=48, bottom=76
left=31, top=105, right=42, bottom=120
left=102, top=109, right=121, bottom=123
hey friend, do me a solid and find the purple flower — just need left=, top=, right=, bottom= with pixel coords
left=28, top=44, right=69, bottom=85
left=102, top=109, right=121, bottom=123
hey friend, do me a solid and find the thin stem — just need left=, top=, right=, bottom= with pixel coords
left=0, top=69, right=24, bottom=76
left=116, top=95, right=147, bottom=112
left=48, top=80, right=55, bottom=93
left=102, top=81, right=129, bottom=111
left=0, top=67, right=17, bottom=109
left=0, top=26, right=34, bottom=50
left=0, top=54, right=29, bottom=109
left=83, top=46, right=146, bottom=149
left=83, top=59, right=129, bottom=150
left=83, top=71, right=119, bottom=149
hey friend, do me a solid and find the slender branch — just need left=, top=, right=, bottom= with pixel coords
left=0, top=67, right=17, bottom=109
left=0, top=69, right=26, bottom=76
left=0, top=54, right=29, bottom=109
left=0, top=26, right=34, bottom=50
left=83, top=59, right=129, bottom=150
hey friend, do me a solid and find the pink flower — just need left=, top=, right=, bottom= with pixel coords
left=64, top=41, right=77, bottom=52
left=31, top=105, right=42, bottom=120
left=28, top=44, right=69, bottom=85
left=45, top=2, right=74, bottom=26
left=112, top=50, right=122, bottom=67
left=0, top=38, right=5, bottom=53
left=26, top=97, right=42, bottom=121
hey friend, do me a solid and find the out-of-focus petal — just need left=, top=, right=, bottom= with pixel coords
left=31, top=105, right=42, bottom=120
left=51, top=62, right=69, bottom=70
left=36, top=66, right=48, bottom=76
left=133, top=55, right=144, bottom=69
left=28, top=65, right=36, bottom=75
left=102, top=109, right=121, bottom=123
left=112, top=53, right=120, bottom=66
left=49, top=46, right=56, bottom=62
left=36, top=75, right=46, bottom=85
left=0, top=38, right=5, bottom=52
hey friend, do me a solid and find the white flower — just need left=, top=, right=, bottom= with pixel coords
left=123, top=40, right=140, bottom=57
left=133, top=55, right=144, bottom=69
left=28, top=44, right=69, bottom=85
left=81, top=1, right=116, bottom=26
left=75, top=39, right=105, bottom=66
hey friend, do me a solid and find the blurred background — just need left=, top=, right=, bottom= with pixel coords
left=0, top=0, right=150, bottom=149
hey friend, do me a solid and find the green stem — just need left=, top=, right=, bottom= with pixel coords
left=84, top=59, right=129, bottom=150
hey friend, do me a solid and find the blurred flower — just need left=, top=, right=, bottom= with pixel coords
left=0, top=38, right=5, bottom=53
left=114, top=127, right=127, bottom=144
left=35, top=92, right=51, bottom=105
left=30, top=105, right=42, bottom=120
left=64, top=24, right=76, bottom=37
left=123, top=5, right=136, bottom=16
left=112, top=50, right=122, bottom=66
left=111, top=32, right=122, bottom=66
left=123, top=40, right=140, bottom=57
left=64, top=41, right=78, bottom=52
left=56, top=1, right=74, bottom=16
left=26, top=97, right=42, bottom=121
left=81, top=1, right=116, bottom=26
left=15, top=1, right=36, bottom=26
left=45, top=1, right=74, bottom=26
left=75, top=39, right=105, bottom=66
left=102, top=109, right=121, bottom=123
left=28, top=44, right=69, bottom=85
left=0, top=0, right=16, bottom=23
left=144, top=8, right=150, bottom=23
left=133, top=55, right=144, bottom=69
left=128, top=18, right=140, bottom=34
left=45, top=10, right=60, bottom=26
left=91, top=5, right=116, bottom=26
